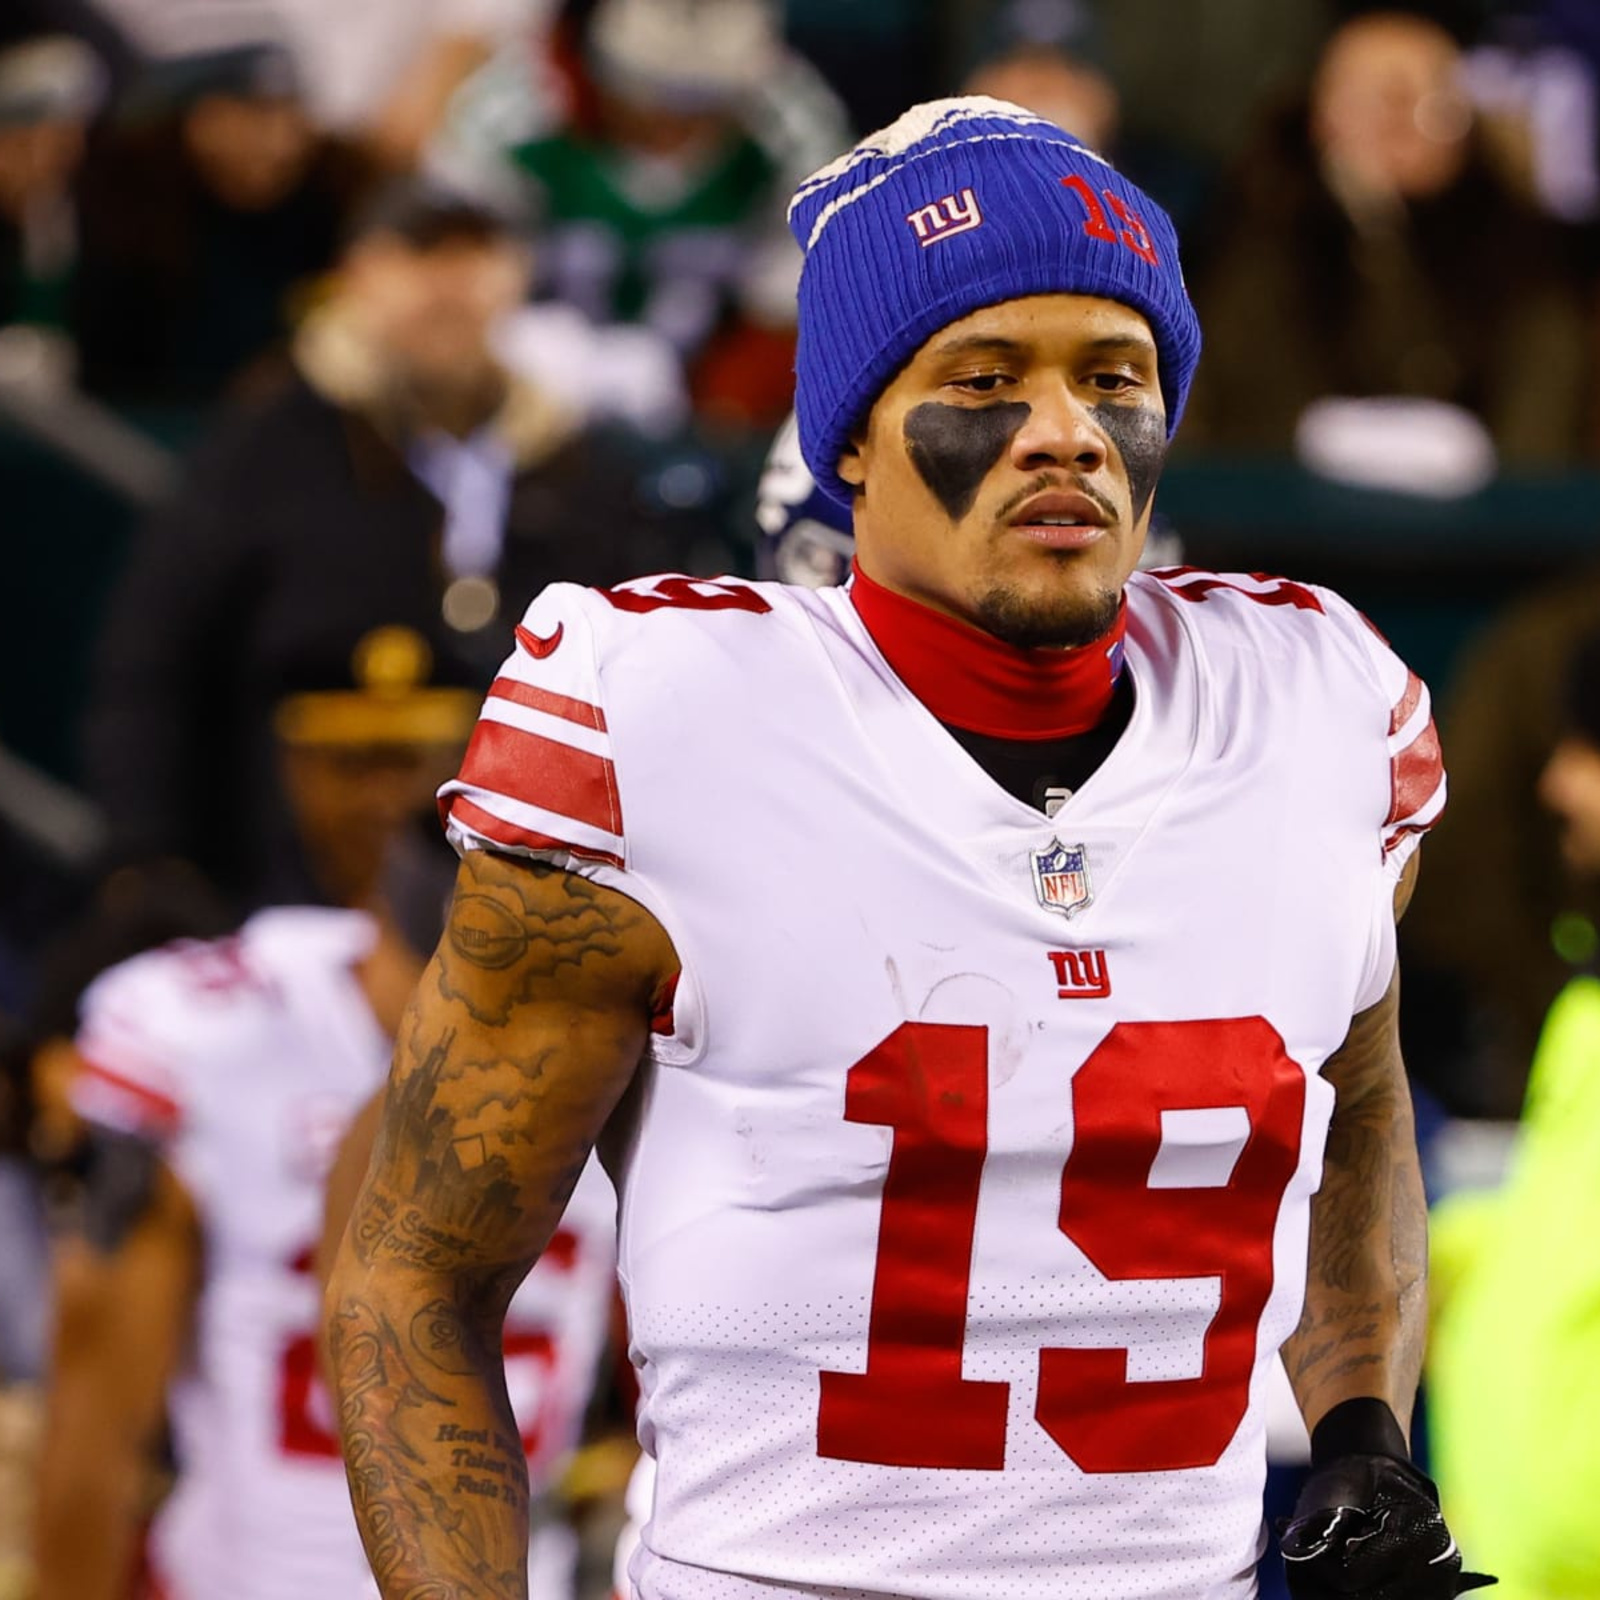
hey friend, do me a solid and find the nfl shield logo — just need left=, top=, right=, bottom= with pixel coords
left=1031, top=840, right=1093, bottom=918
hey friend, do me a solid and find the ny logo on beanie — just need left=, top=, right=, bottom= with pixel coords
left=906, top=187, right=984, bottom=247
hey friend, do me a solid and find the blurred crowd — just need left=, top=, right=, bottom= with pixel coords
left=3, top=1, right=1600, bottom=1598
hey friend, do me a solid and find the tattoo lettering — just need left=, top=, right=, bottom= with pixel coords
left=331, top=1297, right=528, bottom=1600
left=1288, top=1299, right=1387, bottom=1386
left=357, top=1195, right=509, bottom=1274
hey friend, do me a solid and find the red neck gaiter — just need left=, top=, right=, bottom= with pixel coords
left=848, top=561, right=1126, bottom=741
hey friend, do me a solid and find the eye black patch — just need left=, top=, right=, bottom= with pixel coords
left=1090, top=401, right=1166, bottom=522
left=904, top=400, right=1031, bottom=520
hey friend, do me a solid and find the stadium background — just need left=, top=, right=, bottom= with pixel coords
left=2, top=0, right=1598, bottom=1596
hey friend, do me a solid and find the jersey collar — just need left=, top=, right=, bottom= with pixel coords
left=847, top=561, right=1127, bottom=741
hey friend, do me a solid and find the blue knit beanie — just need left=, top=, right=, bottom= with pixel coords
left=789, top=96, right=1201, bottom=508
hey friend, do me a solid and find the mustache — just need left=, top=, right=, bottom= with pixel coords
left=994, top=473, right=1119, bottom=525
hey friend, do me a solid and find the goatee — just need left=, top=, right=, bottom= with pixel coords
left=971, top=581, right=1122, bottom=651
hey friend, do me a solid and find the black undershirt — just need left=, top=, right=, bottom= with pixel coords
left=942, top=673, right=1136, bottom=813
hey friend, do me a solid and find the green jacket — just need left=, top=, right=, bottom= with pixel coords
left=1429, top=974, right=1600, bottom=1598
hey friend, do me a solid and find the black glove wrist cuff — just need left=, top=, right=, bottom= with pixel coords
left=1308, top=1397, right=1410, bottom=1468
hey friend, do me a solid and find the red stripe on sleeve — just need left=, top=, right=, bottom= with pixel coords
left=456, top=719, right=621, bottom=837
left=488, top=677, right=607, bottom=733
left=1387, top=719, right=1444, bottom=826
left=1389, top=670, right=1425, bottom=738
left=447, top=795, right=624, bottom=869
left=77, top=1056, right=181, bottom=1131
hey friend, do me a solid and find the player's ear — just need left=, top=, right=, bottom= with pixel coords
left=837, top=430, right=866, bottom=493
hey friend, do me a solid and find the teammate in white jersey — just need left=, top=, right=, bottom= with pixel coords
left=328, top=99, right=1488, bottom=1600
left=33, top=630, right=618, bottom=1600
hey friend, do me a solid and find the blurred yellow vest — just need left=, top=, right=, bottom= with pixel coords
left=1429, top=974, right=1600, bottom=1600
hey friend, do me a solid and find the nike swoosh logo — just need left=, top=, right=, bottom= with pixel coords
left=515, top=622, right=564, bottom=659
left=1429, top=1538, right=1459, bottom=1565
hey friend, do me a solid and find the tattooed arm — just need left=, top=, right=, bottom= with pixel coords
left=323, top=848, right=676, bottom=1600
left=1282, top=853, right=1428, bottom=1438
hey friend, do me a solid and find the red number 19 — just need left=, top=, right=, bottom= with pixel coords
left=816, top=1017, right=1305, bottom=1474
left=1060, top=176, right=1161, bottom=267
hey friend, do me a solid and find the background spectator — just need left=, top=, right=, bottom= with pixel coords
left=72, top=35, right=367, bottom=405
left=0, top=0, right=138, bottom=96
left=781, top=0, right=930, bottom=135
left=92, top=0, right=539, bottom=166
left=1183, top=8, right=1592, bottom=469
left=0, top=35, right=104, bottom=338
left=962, top=12, right=1120, bottom=156
left=436, top=0, right=849, bottom=430
left=83, top=180, right=731, bottom=913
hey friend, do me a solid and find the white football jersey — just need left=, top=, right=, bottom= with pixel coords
left=440, top=569, right=1444, bottom=1600
left=72, top=908, right=618, bottom=1600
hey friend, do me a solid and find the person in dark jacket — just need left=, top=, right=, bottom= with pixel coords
left=71, top=38, right=367, bottom=405
left=83, top=179, right=731, bottom=912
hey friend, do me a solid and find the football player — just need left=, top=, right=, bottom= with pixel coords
left=33, top=630, right=617, bottom=1600
left=328, top=100, right=1486, bottom=1600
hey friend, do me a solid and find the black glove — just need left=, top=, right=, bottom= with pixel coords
left=1280, top=1451, right=1496, bottom=1599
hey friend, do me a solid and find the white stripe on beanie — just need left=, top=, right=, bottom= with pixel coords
left=789, top=96, right=1111, bottom=253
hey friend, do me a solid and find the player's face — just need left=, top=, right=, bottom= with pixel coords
left=841, top=294, right=1166, bottom=650
left=280, top=742, right=456, bottom=907
left=1539, top=734, right=1600, bottom=876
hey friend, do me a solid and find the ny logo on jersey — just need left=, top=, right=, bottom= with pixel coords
left=1048, top=948, right=1112, bottom=1000
left=906, top=186, right=983, bottom=246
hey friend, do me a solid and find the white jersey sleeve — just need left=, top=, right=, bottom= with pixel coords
left=439, top=573, right=781, bottom=1057
left=1323, top=594, right=1447, bottom=870
left=1315, top=584, right=1445, bottom=1011
left=441, top=581, right=627, bottom=869
left=72, top=935, right=277, bottom=1201
left=440, top=573, right=781, bottom=876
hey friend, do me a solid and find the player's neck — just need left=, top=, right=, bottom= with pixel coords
left=848, top=561, right=1126, bottom=741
